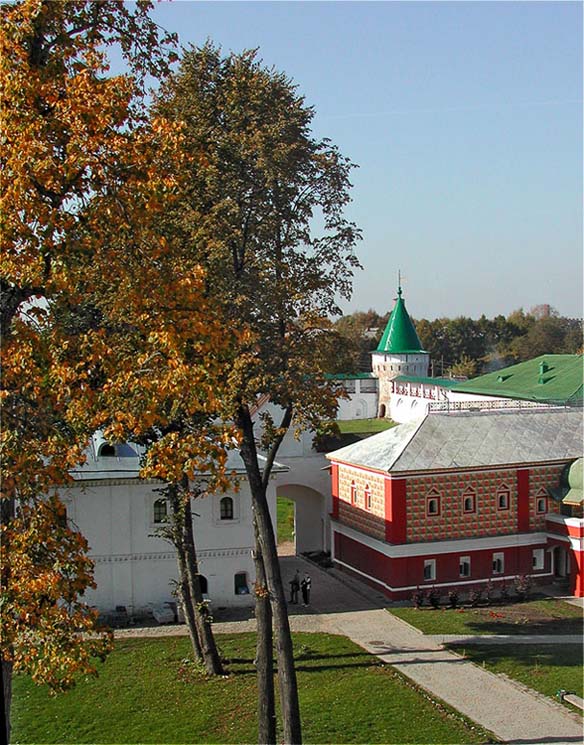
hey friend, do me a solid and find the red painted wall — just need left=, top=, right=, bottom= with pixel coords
left=331, top=463, right=339, bottom=519
left=385, top=478, right=407, bottom=544
left=517, top=468, right=530, bottom=532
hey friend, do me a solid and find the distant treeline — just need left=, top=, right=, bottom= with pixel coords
left=333, top=305, right=583, bottom=377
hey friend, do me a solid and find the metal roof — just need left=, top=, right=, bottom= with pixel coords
left=71, top=435, right=288, bottom=482
left=326, top=409, right=583, bottom=473
left=375, top=286, right=426, bottom=354
left=451, top=355, right=583, bottom=405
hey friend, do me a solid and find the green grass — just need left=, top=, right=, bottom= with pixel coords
left=389, top=598, right=583, bottom=636
left=12, top=633, right=494, bottom=744
left=336, top=418, right=397, bottom=435
left=449, top=644, right=583, bottom=706
left=277, top=497, right=295, bottom=544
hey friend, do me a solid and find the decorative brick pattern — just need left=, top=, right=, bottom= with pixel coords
left=406, top=469, right=519, bottom=543
left=337, top=466, right=385, bottom=539
left=529, top=464, right=563, bottom=530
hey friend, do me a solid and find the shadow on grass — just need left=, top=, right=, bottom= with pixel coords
left=463, top=616, right=583, bottom=636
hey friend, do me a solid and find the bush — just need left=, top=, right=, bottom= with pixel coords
left=500, top=580, right=510, bottom=603
left=514, top=574, right=532, bottom=602
left=428, top=587, right=441, bottom=610
left=484, top=580, right=494, bottom=605
left=468, top=587, right=483, bottom=608
left=448, top=589, right=459, bottom=609
left=411, top=587, right=425, bottom=609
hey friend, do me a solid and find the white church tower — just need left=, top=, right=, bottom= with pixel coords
left=371, top=283, right=429, bottom=417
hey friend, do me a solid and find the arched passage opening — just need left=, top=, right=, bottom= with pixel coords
left=276, top=484, right=328, bottom=555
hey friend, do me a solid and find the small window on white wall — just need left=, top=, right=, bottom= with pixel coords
left=234, top=572, right=249, bottom=594
left=220, top=496, right=234, bottom=520
left=153, top=498, right=168, bottom=524
left=423, top=559, right=436, bottom=581
left=532, top=549, right=545, bottom=571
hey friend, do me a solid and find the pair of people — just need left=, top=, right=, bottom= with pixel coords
left=289, top=570, right=311, bottom=606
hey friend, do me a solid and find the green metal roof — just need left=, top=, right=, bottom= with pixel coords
left=325, top=372, right=376, bottom=380
left=451, top=355, right=583, bottom=405
left=393, top=375, right=461, bottom=389
left=376, top=287, right=425, bottom=354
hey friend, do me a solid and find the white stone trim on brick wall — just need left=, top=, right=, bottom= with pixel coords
left=332, top=558, right=552, bottom=594
left=332, top=519, right=547, bottom=558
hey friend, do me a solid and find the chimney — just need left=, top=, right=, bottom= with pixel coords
left=538, top=360, right=548, bottom=384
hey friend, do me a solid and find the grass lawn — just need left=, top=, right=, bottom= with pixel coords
left=12, top=632, right=495, bottom=744
left=336, top=418, right=397, bottom=435
left=448, top=643, right=583, bottom=706
left=277, top=497, right=295, bottom=544
left=389, top=598, right=583, bottom=636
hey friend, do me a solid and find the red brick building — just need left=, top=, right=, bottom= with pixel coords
left=327, top=409, right=583, bottom=598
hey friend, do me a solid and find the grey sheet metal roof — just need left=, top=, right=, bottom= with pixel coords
left=326, top=409, right=583, bottom=473
left=71, top=434, right=288, bottom=481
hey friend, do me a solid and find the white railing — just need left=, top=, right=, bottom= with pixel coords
left=427, top=399, right=566, bottom=414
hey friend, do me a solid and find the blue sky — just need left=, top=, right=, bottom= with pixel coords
left=145, top=0, right=582, bottom=320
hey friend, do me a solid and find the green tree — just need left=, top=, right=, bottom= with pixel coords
left=155, top=43, right=361, bottom=744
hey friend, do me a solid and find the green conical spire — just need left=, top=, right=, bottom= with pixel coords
left=376, top=285, right=425, bottom=354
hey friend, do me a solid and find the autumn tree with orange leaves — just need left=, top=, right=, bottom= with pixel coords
left=0, top=1, right=199, bottom=738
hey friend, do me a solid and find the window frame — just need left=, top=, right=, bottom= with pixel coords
left=532, top=548, right=545, bottom=571
left=426, top=495, right=441, bottom=517
left=234, top=572, right=250, bottom=595
left=364, top=484, right=371, bottom=511
left=492, top=552, right=505, bottom=575
left=497, top=485, right=510, bottom=511
left=423, top=559, right=436, bottom=581
left=152, top=498, right=168, bottom=525
left=350, top=480, right=357, bottom=506
left=459, top=555, right=471, bottom=578
left=461, top=486, right=476, bottom=514
left=220, top=496, right=235, bottom=521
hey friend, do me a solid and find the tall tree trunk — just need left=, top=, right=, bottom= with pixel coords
left=236, top=408, right=302, bottom=744
left=181, top=482, right=224, bottom=676
left=253, top=522, right=276, bottom=744
left=167, top=486, right=204, bottom=662
left=2, top=659, right=13, bottom=745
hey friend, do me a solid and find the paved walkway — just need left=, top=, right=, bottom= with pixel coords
left=117, top=555, right=583, bottom=744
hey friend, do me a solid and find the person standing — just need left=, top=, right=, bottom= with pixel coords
left=289, top=570, right=300, bottom=604
left=301, top=573, right=311, bottom=606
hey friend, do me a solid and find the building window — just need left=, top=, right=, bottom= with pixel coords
left=344, top=380, right=356, bottom=394
left=532, top=548, right=545, bottom=571
left=462, top=486, right=476, bottom=514
left=492, top=552, right=504, bottom=575
left=497, top=485, right=510, bottom=511
left=234, top=572, right=250, bottom=595
left=98, top=443, right=116, bottom=457
left=423, top=559, right=436, bottom=581
left=220, top=496, right=234, bottom=520
left=364, top=484, right=371, bottom=510
left=459, top=556, right=471, bottom=578
left=153, top=498, right=168, bottom=524
left=350, top=481, right=357, bottom=505
left=426, top=489, right=441, bottom=516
